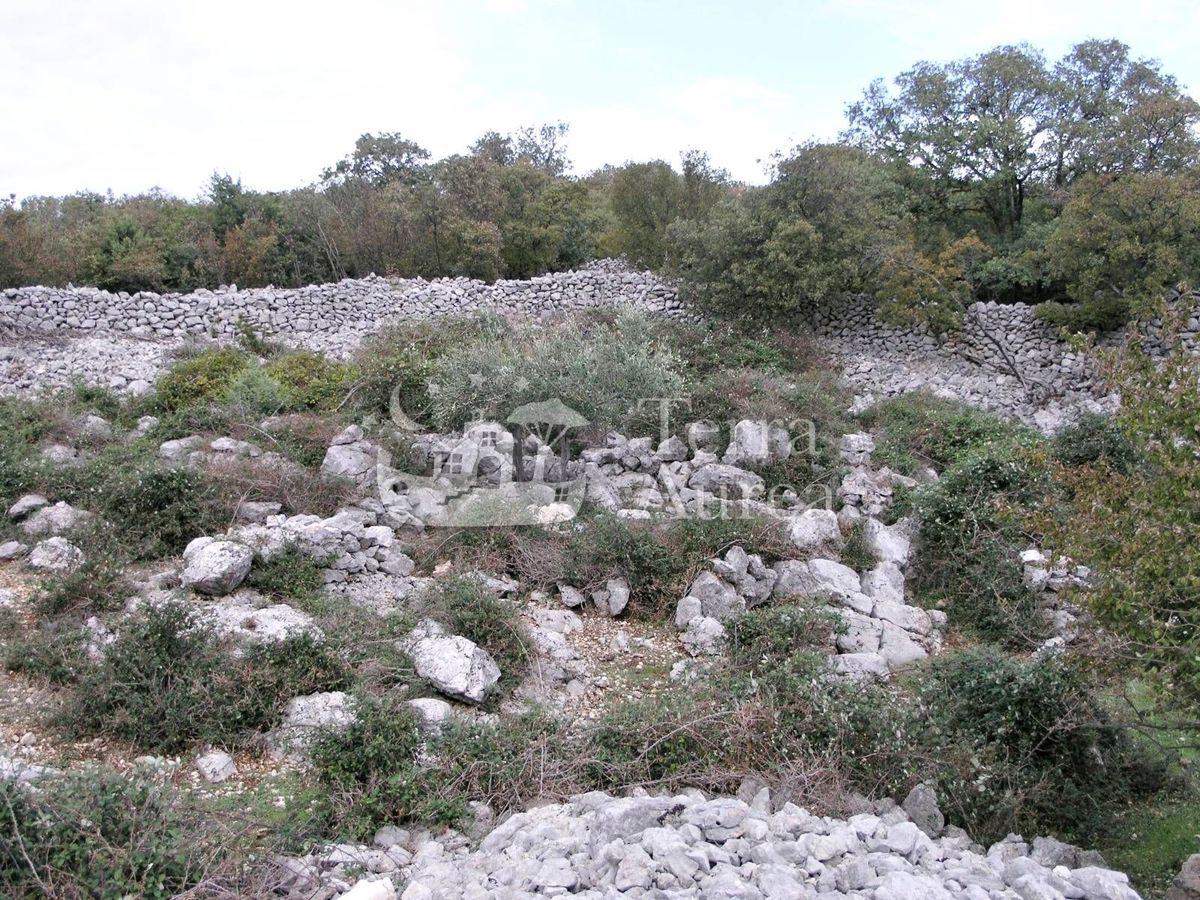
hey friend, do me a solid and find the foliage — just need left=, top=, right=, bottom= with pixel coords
left=0, top=771, right=215, bottom=898
left=909, top=428, right=1048, bottom=644
left=425, top=309, right=686, bottom=432
left=152, top=347, right=249, bottom=411
left=265, top=351, right=360, bottom=411
left=669, top=143, right=906, bottom=316
left=1034, top=297, right=1132, bottom=335
left=1035, top=302, right=1200, bottom=699
left=1050, top=412, right=1137, bottom=472
left=915, top=649, right=1166, bottom=841
left=245, top=547, right=331, bottom=615
left=875, top=233, right=990, bottom=332
left=414, top=578, right=528, bottom=687
left=65, top=601, right=350, bottom=753
left=862, top=393, right=1026, bottom=474
left=1044, top=172, right=1200, bottom=313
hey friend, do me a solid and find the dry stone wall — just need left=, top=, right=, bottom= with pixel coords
left=0, top=259, right=683, bottom=346
left=4, top=259, right=1197, bottom=431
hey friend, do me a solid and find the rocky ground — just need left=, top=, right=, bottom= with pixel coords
left=0, top=268, right=1183, bottom=898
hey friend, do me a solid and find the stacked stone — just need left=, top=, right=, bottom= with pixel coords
left=0, top=261, right=685, bottom=342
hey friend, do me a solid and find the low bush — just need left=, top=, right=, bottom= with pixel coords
left=1035, top=297, right=1131, bottom=334
left=64, top=601, right=350, bottom=753
left=152, top=347, right=249, bottom=411
left=560, top=513, right=785, bottom=617
left=2, top=619, right=90, bottom=684
left=266, top=351, right=360, bottom=411
left=308, top=696, right=427, bottom=836
left=863, top=394, right=1026, bottom=475
left=246, top=547, right=331, bottom=615
left=0, top=771, right=218, bottom=898
left=1051, top=412, right=1137, bottom=472
left=415, top=578, right=529, bottom=689
left=915, top=649, right=1167, bottom=842
left=910, top=437, right=1049, bottom=645
left=425, top=309, right=686, bottom=433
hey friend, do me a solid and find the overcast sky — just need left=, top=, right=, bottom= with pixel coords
left=4, top=0, right=1199, bottom=200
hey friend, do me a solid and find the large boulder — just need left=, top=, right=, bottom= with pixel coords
left=682, top=570, right=744, bottom=622
left=787, top=509, right=843, bottom=556
left=1167, top=853, right=1200, bottom=900
left=402, top=619, right=501, bottom=705
left=27, top=537, right=84, bottom=573
left=591, top=576, right=631, bottom=617
left=864, top=518, right=914, bottom=569
left=181, top=538, right=253, bottom=596
left=22, top=501, right=92, bottom=536
left=902, top=782, right=944, bottom=837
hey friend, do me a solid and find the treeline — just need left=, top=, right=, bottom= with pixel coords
left=3, top=39, right=1200, bottom=331
left=0, top=123, right=727, bottom=295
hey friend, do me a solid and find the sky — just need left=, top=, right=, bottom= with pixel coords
left=3, top=0, right=1200, bottom=200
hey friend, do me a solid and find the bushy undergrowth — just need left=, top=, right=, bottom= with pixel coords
left=413, top=578, right=529, bottom=691
left=862, top=393, right=1028, bottom=475
left=865, top=395, right=1050, bottom=644
left=311, top=699, right=565, bottom=837
left=0, top=771, right=217, bottom=899
left=64, top=601, right=350, bottom=753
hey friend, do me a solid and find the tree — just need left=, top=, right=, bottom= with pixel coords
left=846, top=44, right=1056, bottom=238
left=669, top=143, right=907, bottom=316
left=322, top=133, right=431, bottom=187
left=209, top=173, right=249, bottom=240
left=607, top=160, right=685, bottom=269
left=1045, top=171, right=1200, bottom=312
left=876, top=232, right=990, bottom=332
left=512, top=122, right=570, bottom=176
left=1051, top=39, right=1200, bottom=185
left=1035, top=299, right=1200, bottom=700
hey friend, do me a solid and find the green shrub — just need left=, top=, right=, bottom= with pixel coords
left=560, top=513, right=787, bottom=617
left=266, top=351, right=360, bottom=411
left=32, top=543, right=127, bottom=617
left=839, top=520, right=874, bottom=571
left=1051, top=413, right=1137, bottom=472
left=65, top=601, right=350, bottom=753
left=0, top=771, right=216, bottom=898
left=2, top=619, right=90, bottom=684
left=152, top=348, right=249, bottom=411
left=1035, top=297, right=1132, bottom=334
left=415, top=578, right=529, bottom=689
left=910, top=437, right=1048, bottom=645
left=426, top=309, right=686, bottom=432
left=97, top=463, right=228, bottom=559
left=916, top=649, right=1167, bottom=842
left=309, top=696, right=426, bottom=836
left=219, top=365, right=289, bottom=416
left=863, top=394, right=1026, bottom=474
left=246, top=547, right=331, bottom=614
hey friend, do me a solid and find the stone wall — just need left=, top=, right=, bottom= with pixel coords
left=0, top=259, right=683, bottom=343
left=3, top=259, right=1197, bottom=430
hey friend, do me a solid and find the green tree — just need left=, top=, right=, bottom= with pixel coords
left=669, top=143, right=906, bottom=316
left=846, top=43, right=1057, bottom=238
left=322, top=133, right=431, bottom=187
left=1045, top=171, right=1200, bottom=311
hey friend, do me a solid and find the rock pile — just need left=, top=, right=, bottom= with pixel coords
left=281, top=787, right=1140, bottom=899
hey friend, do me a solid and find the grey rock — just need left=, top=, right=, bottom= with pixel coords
left=181, top=539, right=253, bottom=596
